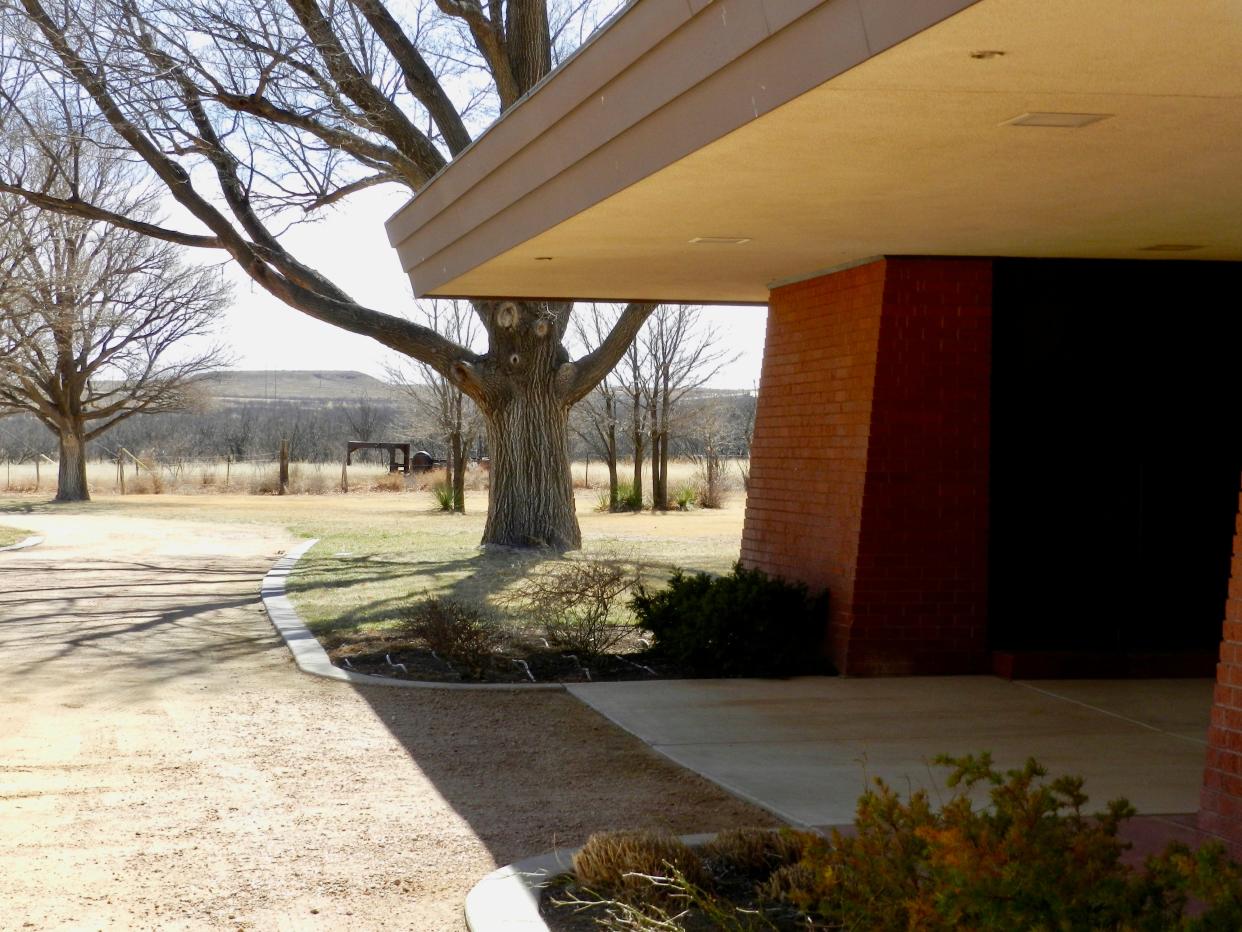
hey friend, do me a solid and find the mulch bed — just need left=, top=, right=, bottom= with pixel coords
left=328, top=640, right=694, bottom=684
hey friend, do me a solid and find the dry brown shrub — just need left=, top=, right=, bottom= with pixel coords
left=571, top=831, right=708, bottom=901
left=504, top=555, right=641, bottom=658
left=756, top=861, right=824, bottom=904
left=701, top=828, right=812, bottom=882
left=249, top=470, right=281, bottom=495
left=130, top=467, right=165, bottom=494
left=300, top=471, right=328, bottom=494
left=371, top=472, right=406, bottom=492
left=399, top=598, right=502, bottom=679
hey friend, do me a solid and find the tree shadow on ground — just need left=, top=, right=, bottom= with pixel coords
left=1, top=554, right=284, bottom=694
left=345, top=679, right=780, bottom=868
left=3, top=537, right=779, bottom=880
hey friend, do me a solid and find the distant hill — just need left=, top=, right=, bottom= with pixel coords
left=201, top=370, right=404, bottom=403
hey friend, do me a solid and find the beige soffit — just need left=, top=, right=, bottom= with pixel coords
left=387, top=0, right=1242, bottom=303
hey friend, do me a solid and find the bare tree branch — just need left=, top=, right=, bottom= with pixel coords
left=563, top=301, right=656, bottom=404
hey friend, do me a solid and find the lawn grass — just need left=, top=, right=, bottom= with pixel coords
left=283, top=491, right=746, bottom=648
left=0, top=486, right=746, bottom=647
left=0, top=524, right=32, bottom=548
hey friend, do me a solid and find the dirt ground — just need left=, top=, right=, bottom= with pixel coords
left=0, top=505, right=776, bottom=931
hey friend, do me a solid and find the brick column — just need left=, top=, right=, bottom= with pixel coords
left=741, top=257, right=992, bottom=675
left=1201, top=488, right=1242, bottom=843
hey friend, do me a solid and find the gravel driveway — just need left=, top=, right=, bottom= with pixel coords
left=0, top=511, right=774, bottom=930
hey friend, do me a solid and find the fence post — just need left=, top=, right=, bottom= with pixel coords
left=33, top=456, right=39, bottom=490
left=225, top=455, right=231, bottom=491
left=279, top=439, right=289, bottom=495
left=340, top=455, right=349, bottom=494
left=117, top=450, right=126, bottom=495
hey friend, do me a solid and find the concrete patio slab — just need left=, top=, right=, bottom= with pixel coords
left=568, top=677, right=1213, bottom=827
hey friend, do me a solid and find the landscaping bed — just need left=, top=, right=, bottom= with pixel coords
left=331, top=641, right=681, bottom=684
left=538, top=754, right=1242, bottom=931
left=320, top=559, right=832, bottom=686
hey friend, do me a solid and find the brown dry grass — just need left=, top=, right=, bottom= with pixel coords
left=572, top=830, right=709, bottom=898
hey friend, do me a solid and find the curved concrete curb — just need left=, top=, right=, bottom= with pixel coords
left=260, top=539, right=565, bottom=691
left=464, top=833, right=716, bottom=932
left=0, top=535, right=44, bottom=553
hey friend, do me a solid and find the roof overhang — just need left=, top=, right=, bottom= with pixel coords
left=387, top=0, right=1242, bottom=304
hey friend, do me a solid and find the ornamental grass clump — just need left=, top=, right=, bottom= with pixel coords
left=701, top=828, right=810, bottom=884
left=571, top=831, right=709, bottom=903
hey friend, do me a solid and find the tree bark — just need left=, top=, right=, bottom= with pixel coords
left=606, top=417, right=619, bottom=512
left=481, top=380, right=578, bottom=549
left=55, top=421, right=90, bottom=502
left=450, top=429, right=465, bottom=513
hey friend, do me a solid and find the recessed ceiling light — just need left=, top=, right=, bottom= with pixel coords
left=1139, top=244, right=1204, bottom=252
left=689, top=236, right=751, bottom=246
left=1002, top=112, right=1112, bottom=128
left=970, top=50, right=1006, bottom=59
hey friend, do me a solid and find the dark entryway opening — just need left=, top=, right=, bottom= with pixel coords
left=990, top=259, right=1242, bottom=675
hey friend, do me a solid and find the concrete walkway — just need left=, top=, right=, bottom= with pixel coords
left=569, top=676, right=1214, bottom=827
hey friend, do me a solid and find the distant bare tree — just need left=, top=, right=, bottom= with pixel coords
left=642, top=306, right=735, bottom=510
left=620, top=330, right=649, bottom=510
left=0, top=147, right=229, bottom=501
left=388, top=300, right=482, bottom=512
left=342, top=392, right=396, bottom=466
left=571, top=303, right=623, bottom=510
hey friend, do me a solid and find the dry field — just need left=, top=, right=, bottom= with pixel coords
left=0, top=456, right=744, bottom=499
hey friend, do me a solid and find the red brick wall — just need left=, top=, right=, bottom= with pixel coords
left=1201, top=490, right=1242, bottom=843
left=848, top=258, right=993, bottom=674
left=741, top=261, right=888, bottom=664
left=741, top=258, right=992, bottom=675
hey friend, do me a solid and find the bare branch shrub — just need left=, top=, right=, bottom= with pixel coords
left=507, top=554, right=642, bottom=658
left=398, top=597, right=502, bottom=679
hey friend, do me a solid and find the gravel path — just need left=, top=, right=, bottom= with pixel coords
left=0, top=511, right=776, bottom=931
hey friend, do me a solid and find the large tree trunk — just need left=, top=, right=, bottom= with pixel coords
left=55, top=421, right=90, bottom=502
left=481, top=381, right=578, bottom=550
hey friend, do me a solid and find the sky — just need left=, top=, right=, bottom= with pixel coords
left=209, top=184, right=769, bottom=390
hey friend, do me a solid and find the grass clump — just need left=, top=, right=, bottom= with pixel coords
left=672, top=482, right=697, bottom=511
left=615, top=480, right=642, bottom=512
left=572, top=831, right=708, bottom=902
left=430, top=478, right=454, bottom=510
left=631, top=562, right=829, bottom=676
left=397, top=597, right=501, bottom=678
left=701, top=828, right=810, bottom=884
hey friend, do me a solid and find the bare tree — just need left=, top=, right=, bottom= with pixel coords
left=388, top=299, right=482, bottom=511
left=642, top=305, right=734, bottom=510
left=0, top=0, right=651, bottom=549
left=0, top=153, right=229, bottom=502
left=570, top=303, right=623, bottom=510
